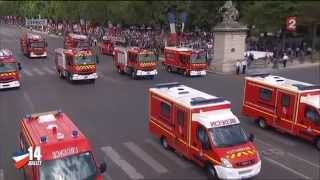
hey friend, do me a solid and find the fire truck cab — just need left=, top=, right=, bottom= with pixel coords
left=163, top=47, right=207, bottom=76
left=19, top=110, right=107, bottom=180
left=20, top=33, right=47, bottom=58
left=113, top=46, right=157, bottom=79
left=64, top=33, right=90, bottom=49
left=0, top=49, right=21, bottom=89
left=99, top=35, right=126, bottom=56
left=54, top=48, right=98, bottom=82
left=242, top=74, right=320, bottom=149
left=149, top=83, right=261, bottom=179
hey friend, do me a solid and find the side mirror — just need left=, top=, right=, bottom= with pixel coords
left=249, top=133, right=255, bottom=142
left=99, top=162, right=107, bottom=173
left=18, top=62, right=22, bottom=70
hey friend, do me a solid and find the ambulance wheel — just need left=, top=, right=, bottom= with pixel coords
left=258, top=118, right=267, bottom=129
left=160, top=137, right=169, bottom=150
left=315, top=138, right=320, bottom=150
left=206, top=163, right=218, bottom=179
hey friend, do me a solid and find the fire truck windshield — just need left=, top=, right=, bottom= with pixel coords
left=190, top=52, right=206, bottom=64
left=40, top=152, right=98, bottom=180
left=138, top=53, right=156, bottom=62
left=209, top=124, right=249, bottom=148
left=0, top=62, right=16, bottom=72
left=30, top=41, right=45, bottom=48
left=74, top=55, right=95, bottom=65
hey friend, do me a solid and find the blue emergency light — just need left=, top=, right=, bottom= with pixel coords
left=155, top=82, right=180, bottom=89
left=72, top=130, right=78, bottom=138
left=190, top=97, right=226, bottom=106
left=40, top=136, right=47, bottom=143
left=292, top=84, right=320, bottom=91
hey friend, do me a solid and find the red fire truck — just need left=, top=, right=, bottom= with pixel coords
left=149, top=82, right=261, bottom=179
left=113, top=47, right=157, bottom=79
left=54, top=48, right=98, bottom=82
left=64, top=33, right=91, bottom=49
left=20, top=33, right=47, bottom=58
left=242, top=74, right=320, bottom=149
left=99, top=35, right=126, bottom=56
left=163, top=47, right=207, bottom=76
left=0, top=49, right=21, bottom=89
left=19, top=110, right=107, bottom=179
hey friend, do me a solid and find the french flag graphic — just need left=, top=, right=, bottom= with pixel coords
left=12, top=151, right=29, bottom=169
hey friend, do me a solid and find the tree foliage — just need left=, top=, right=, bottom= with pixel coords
left=0, top=0, right=319, bottom=33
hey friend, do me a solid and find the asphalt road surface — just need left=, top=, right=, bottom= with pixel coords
left=0, top=24, right=320, bottom=180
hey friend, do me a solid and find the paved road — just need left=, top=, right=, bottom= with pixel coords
left=0, top=24, right=320, bottom=180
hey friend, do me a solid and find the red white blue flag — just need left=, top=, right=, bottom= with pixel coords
left=12, top=151, right=29, bottom=169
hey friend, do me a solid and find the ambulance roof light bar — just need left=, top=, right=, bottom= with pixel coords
left=247, top=73, right=270, bottom=78
left=155, top=82, right=180, bottom=89
left=40, top=136, right=48, bottom=143
left=190, top=97, right=226, bottom=106
left=292, top=84, right=320, bottom=91
left=72, top=130, right=78, bottom=138
left=25, top=109, right=62, bottom=121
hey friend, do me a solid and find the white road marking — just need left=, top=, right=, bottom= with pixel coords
left=287, top=153, right=320, bottom=168
left=124, top=141, right=168, bottom=174
left=263, top=156, right=311, bottom=179
left=23, top=91, right=35, bottom=112
left=32, top=68, right=45, bottom=75
left=22, top=69, right=33, bottom=76
left=257, top=138, right=320, bottom=168
left=0, top=169, right=4, bottom=180
left=98, top=72, right=117, bottom=83
left=101, top=146, right=144, bottom=180
left=145, top=139, right=192, bottom=168
left=43, top=67, right=55, bottom=74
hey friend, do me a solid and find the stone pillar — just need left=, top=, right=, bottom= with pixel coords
left=210, top=23, right=248, bottom=73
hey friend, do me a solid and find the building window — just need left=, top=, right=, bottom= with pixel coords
left=160, top=102, right=171, bottom=119
left=177, top=110, right=185, bottom=126
left=259, top=88, right=272, bottom=101
left=281, top=95, right=290, bottom=107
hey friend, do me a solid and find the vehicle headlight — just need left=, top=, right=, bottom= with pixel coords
left=221, top=158, right=233, bottom=168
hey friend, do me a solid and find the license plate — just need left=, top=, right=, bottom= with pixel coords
left=239, top=169, right=252, bottom=174
left=197, top=72, right=201, bottom=75
left=84, top=75, right=88, bottom=79
left=147, top=72, right=150, bottom=75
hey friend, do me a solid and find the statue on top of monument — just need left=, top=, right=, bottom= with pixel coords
left=219, top=0, right=239, bottom=24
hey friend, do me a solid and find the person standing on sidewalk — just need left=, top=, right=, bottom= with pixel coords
left=236, top=60, right=241, bottom=75
left=282, top=53, right=288, bottom=68
left=241, top=58, right=247, bottom=74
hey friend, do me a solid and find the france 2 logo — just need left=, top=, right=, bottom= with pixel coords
left=12, top=146, right=42, bottom=169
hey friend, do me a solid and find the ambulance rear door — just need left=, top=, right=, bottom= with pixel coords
left=173, top=105, right=189, bottom=155
left=274, top=90, right=296, bottom=133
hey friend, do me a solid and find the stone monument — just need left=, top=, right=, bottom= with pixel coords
left=210, top=1, right=248, bottom=73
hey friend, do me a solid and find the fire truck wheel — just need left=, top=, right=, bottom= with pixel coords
left=258, top=118, right=267, bottom=129
left=160, top=137, right=169, bottom=150
left=167, top=66, right=172, bottom=73
left=206, top=163, right=217, bottom=178
left=315, top=138, right=320, bottom=150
